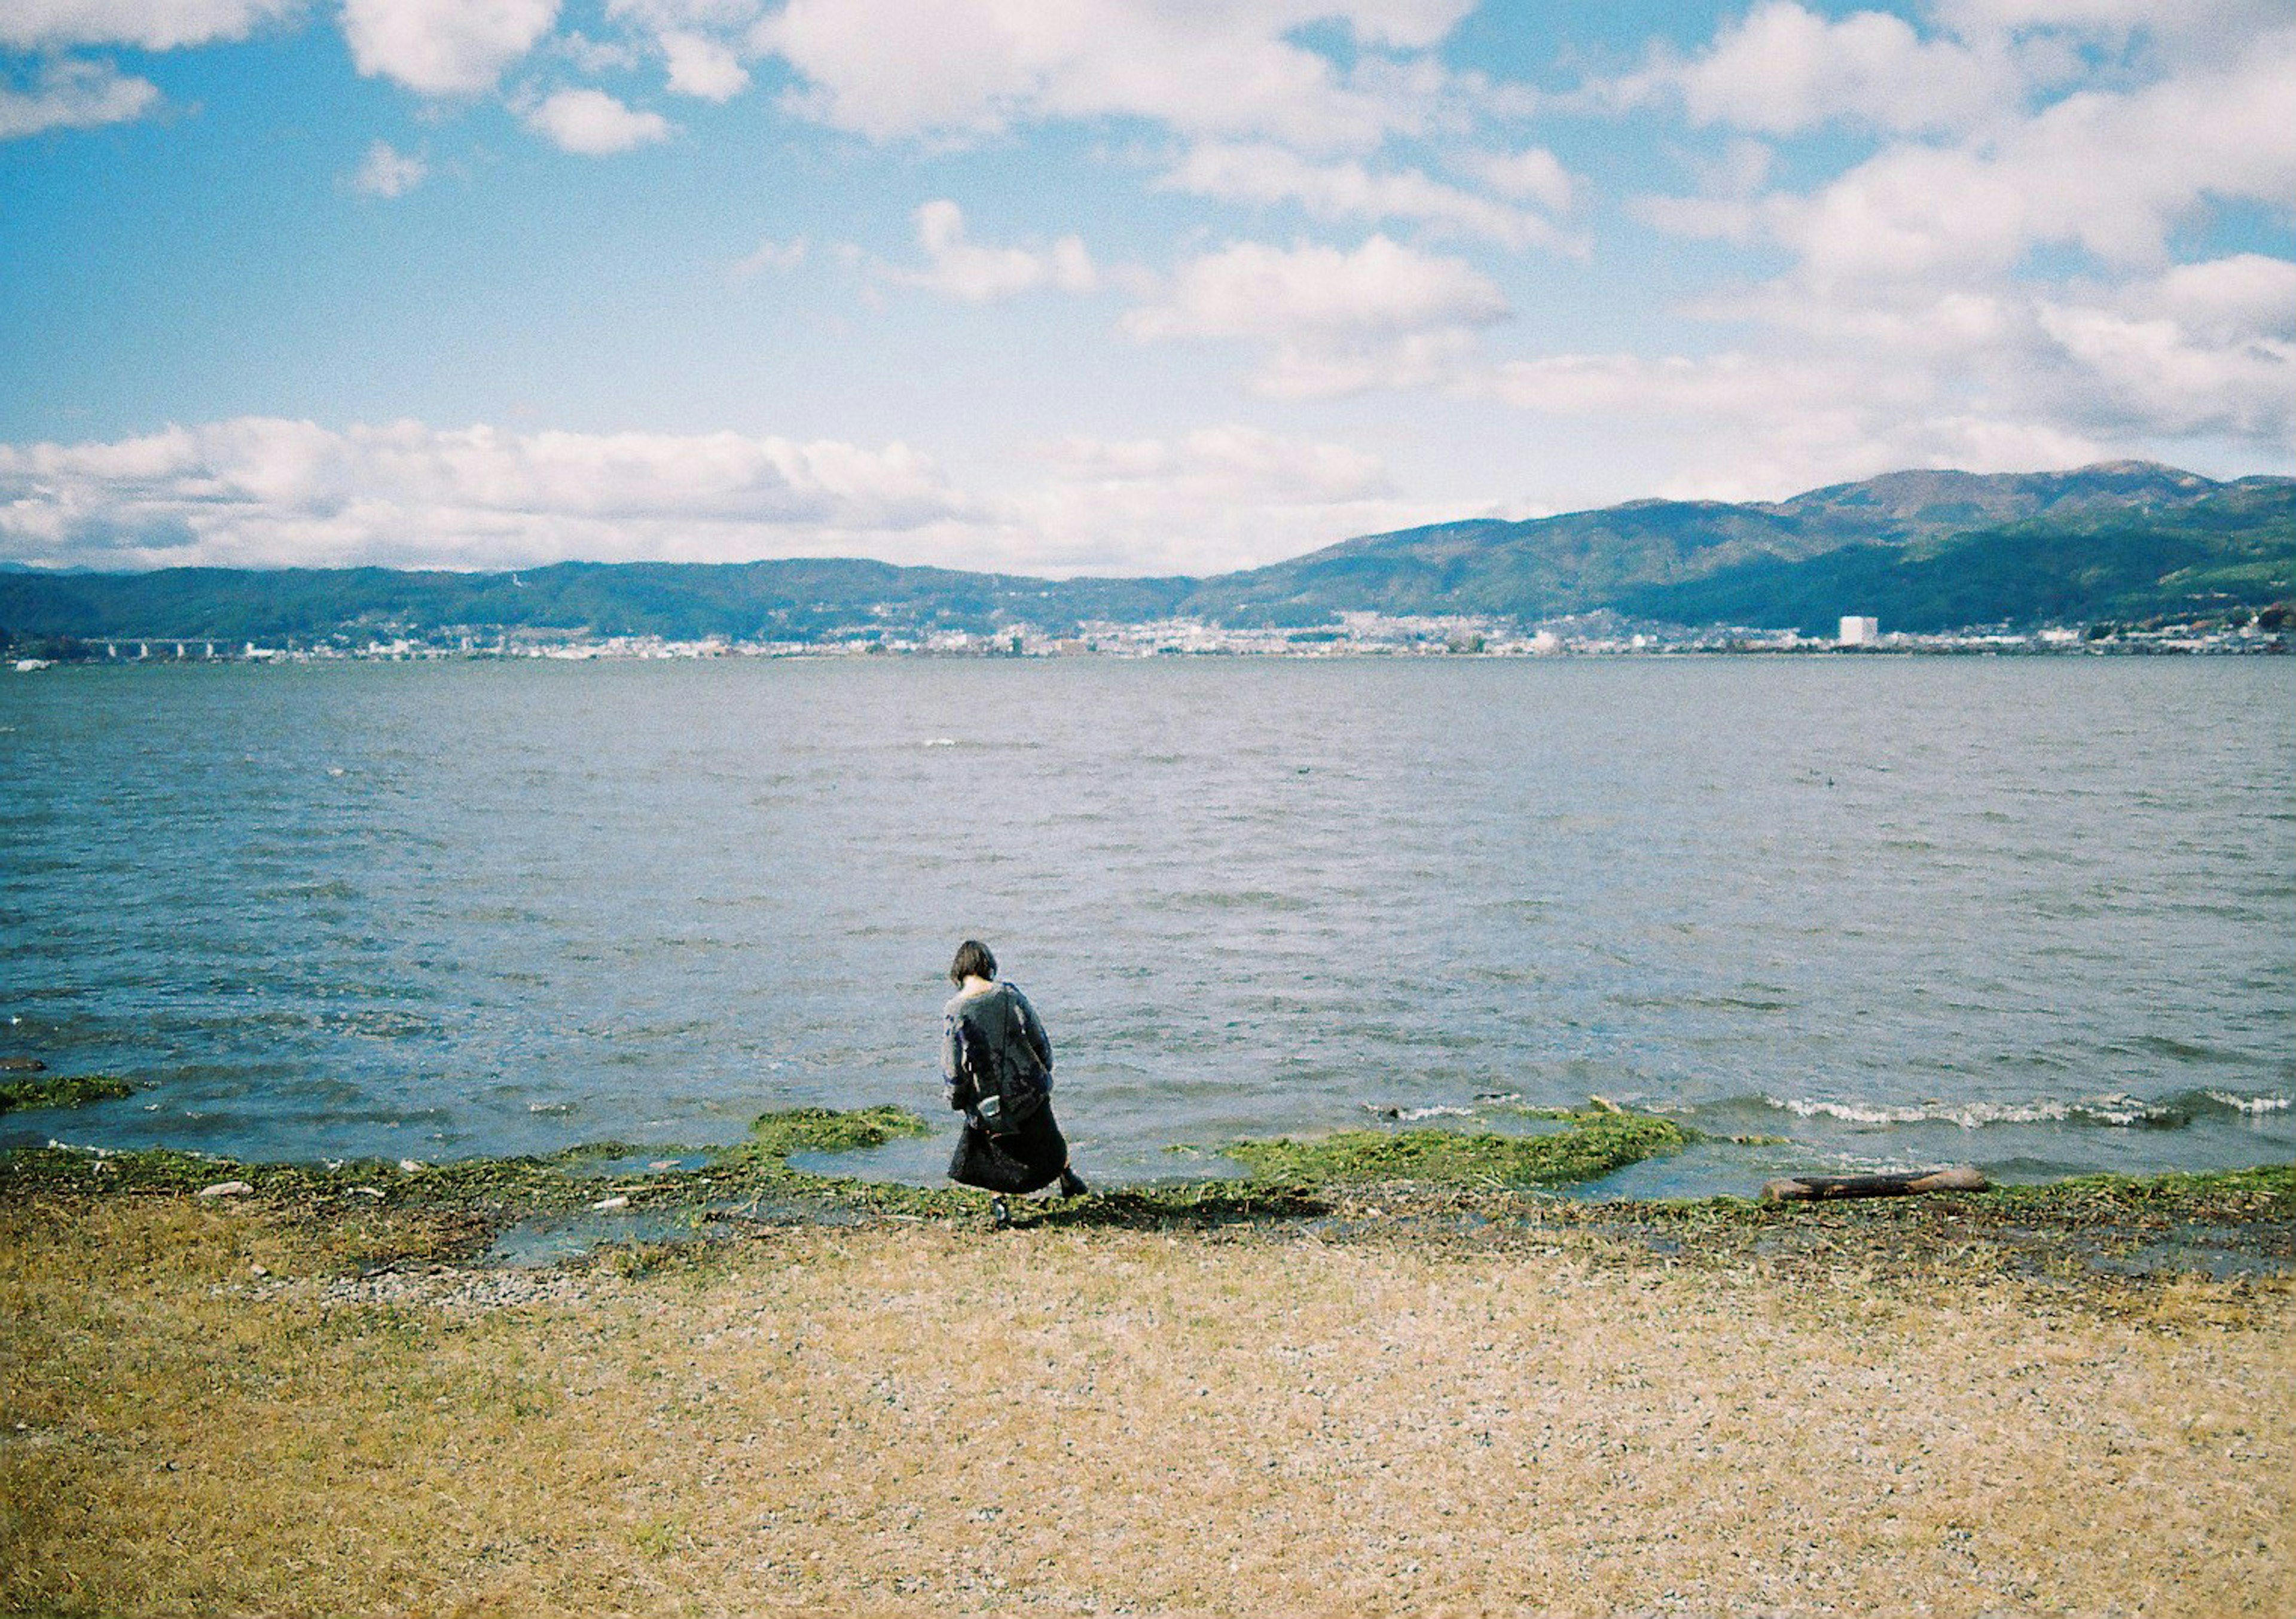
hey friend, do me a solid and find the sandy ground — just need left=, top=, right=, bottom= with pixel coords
left=3, top=1195, right=2292, bottom=1618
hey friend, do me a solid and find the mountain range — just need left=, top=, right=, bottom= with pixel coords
left=4, top=460, right=2291, bottom=648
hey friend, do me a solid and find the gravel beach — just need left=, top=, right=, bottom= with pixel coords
left=4, top=1185, right=2291, bottom=1617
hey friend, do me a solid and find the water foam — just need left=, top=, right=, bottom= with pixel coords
left=2206, top=1090, right=2293, bottom=1115
left=1760, top=1094, right=2185, bottom=1130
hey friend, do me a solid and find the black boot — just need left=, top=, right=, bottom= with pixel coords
left=1057, top=1168, right=1089, bottom=1199
left=990, top=1196, right=1010, bottom=1229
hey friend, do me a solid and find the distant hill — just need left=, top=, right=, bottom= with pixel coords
left=1610, top=478, right=2296, bottom=634
left=2, top=461, right=2289, bottom=647
left=0, top=558, right=1192, bottom=646
left=1175, top=460, right=2248, bottom=625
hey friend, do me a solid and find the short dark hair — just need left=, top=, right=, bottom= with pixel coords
left=949, top=939, right=997, bottom=985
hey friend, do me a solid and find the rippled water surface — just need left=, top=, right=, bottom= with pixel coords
left=3, top=656, right=2290, bottom=1193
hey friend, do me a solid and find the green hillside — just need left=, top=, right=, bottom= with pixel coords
left=1612, top=480, right=2296, bottom=633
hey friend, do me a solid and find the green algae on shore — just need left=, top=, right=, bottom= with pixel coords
left=1219, top=1107, right=1693, bottom=1189
left=0, top=1071, right=135, bottom=1115
left=0, top=1105, right=954, bottom=1214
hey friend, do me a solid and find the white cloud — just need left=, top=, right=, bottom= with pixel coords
left=2142, top=254, right=2296, bottom=340
left=0, top=56, right=159, bottom=139
left=1476, top=344, right=2115, bottom=502
left=349, top=138, right=428, bottom=196
left=1125, top=234, right=1506, bottom=397
left=896, top=200, right=1095, bottom=302
left=0, top=419, right=973, bottom=570
left=1463, top=146, right=1576, bottom=213
left=1570, top=7, right=2295, bottom=496
left=0, top=416, right=1437, bottom=577
left=2034, top=256, right=2296, bottom=441
left=1128, top=234, right=1506, bottom=340
left=525, top=87, right=673, bottom=154
left=557, top=30, right=640, bottom=74
left=1630, top=17, right=2296, bottom=292
left=752, top=0, right=1474, bottom=150
left=729, top=235, right=808, bottom=279
left=1932, top=0, right=2286, bottom=51
left=1752, top=31, right=2296, bottom=285
left=1602, top=2, right=2025, bottom=136
left=1158, top=142, right=1573, bottom=249
left=660, top=30, right=749, bottom=99
left=1467, top=245, right=2296, bottom=502
left=0, top=0, right=292, bottom=50
left=604, top=0, right=767, bottom=26
left=1007, top=423, right=1427, bottom=572
left=342, top=0, right=561, bottom=96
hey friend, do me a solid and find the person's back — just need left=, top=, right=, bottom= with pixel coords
left=938, top=939, right=1086, bottom=1208
left=944, top=979, right=1050, bottom=1132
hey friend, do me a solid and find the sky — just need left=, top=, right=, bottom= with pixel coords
left=1, top=0, right=2292, bottom=578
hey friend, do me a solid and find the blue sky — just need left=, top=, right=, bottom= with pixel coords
left=2, top=0, right=2292, bottom=575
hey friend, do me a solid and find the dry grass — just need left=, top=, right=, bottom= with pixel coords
left=3, top=1194, right=2291, bottom=1618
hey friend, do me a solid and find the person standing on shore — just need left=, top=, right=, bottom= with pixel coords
left=941, top=939, right=1088, bottom=1217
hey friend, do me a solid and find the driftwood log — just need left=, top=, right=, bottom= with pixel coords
left=1762, top=1165, right=1987, bottom=1202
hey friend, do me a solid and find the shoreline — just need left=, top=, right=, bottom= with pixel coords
left=6, top=1105, right=2292, bottom=1282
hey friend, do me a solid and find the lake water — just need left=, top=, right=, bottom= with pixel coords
left=3, top=656, right=2290, bottom=1196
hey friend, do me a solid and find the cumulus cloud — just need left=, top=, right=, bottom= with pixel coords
left=2032, top=256, right=2296, bottom=441
left=349, top=138, right=428, bottom=197
left=524, top=87, right=672, bottom=154
left=1600, top=2, right=2026, bottom=135
left=1128, top=235, right=1506, bottom=339
left=1746, top=31, right=2296, bottom=285
left=1463, top=146, right=1576, bottom=213
left=1468, top=243, right=2296, bottom=502
left=895, top=200, right=1095, bottom=302
left=1158, top=142, right=1573, bottom=249
left=0, top=419, right=973, bottom=570
left=0, top=0, right=292, bottom=50
left=0, top=56, right=159, bottom=139
left=1625, top=9, right=2296, bottom=288
left=752, top=0, right=1474, bottom=150
left=660, top=30, right=749, bottom=99
left=342, top=0, right=560, bottom=96
left=1562, top=3, right=2293, bottom=497
left=1125, top=234, right=1507, bottom=397
left=0, top=416, right=1437, bottom=577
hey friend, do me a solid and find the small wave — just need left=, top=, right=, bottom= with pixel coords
left=1760, top=1094, right=2188, bottom=1130
left=2205, top=1090, right=2293, bottom=1116
left=1361, top=1103, right=1476, bottom=1122
left=922, top=738, right=956, bottom=748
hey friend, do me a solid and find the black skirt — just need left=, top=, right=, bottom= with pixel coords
left=947, top=1103, right=1070, bottom=1194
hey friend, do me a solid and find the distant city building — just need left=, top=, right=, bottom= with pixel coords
left=1838, top=615, right=1880, bottom=646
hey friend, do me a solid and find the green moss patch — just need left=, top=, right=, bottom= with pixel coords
left=0, top=1072, right=135, bottom=1114
left=1220, top=1109, right=1693, bottom=1190
left=0, top=1105, right=947, bottom=1217
left=733, top=1104, right=934, bottom=1159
